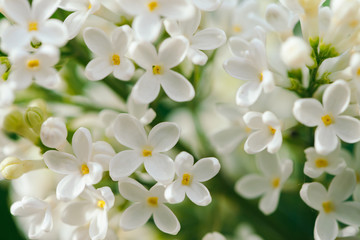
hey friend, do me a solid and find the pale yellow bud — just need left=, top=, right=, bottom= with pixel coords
left=0, top=157, right=45, bottom=179
left=25, top=107, right=44, bottom=134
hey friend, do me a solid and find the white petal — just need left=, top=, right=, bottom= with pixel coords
left=223, top=58, right=258, bottom=81
left=262, top=111, right=280, bottom=128
left=256, top=151, right=280, bottom=177
left=129, top=41, right=158, bottom=70
left=41, top=208, right=53, bottom=232
left=335, top=202, right=360, bottom=226
left=3, top=0, right=30, bottom=25
left=299, top=182, right=327, bottom=211
left=89, top=211, right=108, bottom=240
left=32, top=0, right=60, bottom=21
left=243, top=111, right=263, bottom=129
left=72, top=127, right=92, bottom=163
left=211, top=126, right=247, bottom=153
left=120, top=203, right=152, bottom=231
left=267, top=130, right=282, bottom=154
left=159, top=36, right=189, bottom=68
left=174, top=151, right=194, bottom=176
left=117, top=0, right=145, bottom=15
left=304, top=162, right=323, bottom=178
left=314, top=213, right=338, bottom=240
left=113, top=114, right=147, bottom=150
left=36, top=19, right=68, bottom=46
left=228, top=36, right=250, bottom=57
left=62, top=201, right=92, bottom=226
left=186, top=182, right=211, bottom=206
left=192, top=157, right=220, bottom=182
left=163, top=19, right=181, bottom=36
left=98, top=186, right=115, bottom=209
left=159, top=70, right=195, bottom=102
left=85, top=57, right=113, bottom=81
left=1, top=25, right=30, bottom=53
left=132, top=72, right=161, bottom=104
left=179, top=9, right=200, bottom=36
left=8, top=68, right=32, bottom=90
left=153, top=204, right=180, bottom=235
left=118, top=179, right=148, bottom=202
left=323, top=80, right=350, bottom=116
left=133, top=14, right=162, bottom=42
left=315, top=125, right=338, bottom=155
left=34, top=68, right=60, bottom=89
left=192, top=28, right=226, bottom=50
left=149, top=185, right=166, bottom=203
left=83, top=27, right=112, bottom=56
left=235, top=174, right=268, bottom=198
left=111, top=25, right=133, bottom=55
left=334, top=116, right=360, bottom=143
left=328, top=168, right=356, bottom=202
left=259, top=189, right=280, bottom=215
left=244, top=130, right=272, bottom=154
left=92, top=141, right=115, bottom=171
left=158, top=0, right=193, bottom=19
left=148, top=122, right=180, bottom=152
left=236, top=81, right=262, bottom=107
left=56, top=174, right=84, bottom=200
left=43, top=150, right=79, bottom=174
left=293, top=99, right=324, bottom=127
left=144, top=153, right=175, bottom=184
left=109, top=150, right=143, bottom=180
left=164, top=181, right=186, bottom=204
left=64, top=11, right=88, bottom=39
left=113, top=58, right=135, bottom=81
left=82, top=162, right=103, bottom=185
left=11, top=197, right=47, bottom=217
left=187, top=47, right=208, bottom=65
left=192, top=0, right=223, bottom=11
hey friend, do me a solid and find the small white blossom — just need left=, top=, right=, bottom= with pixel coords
left=281, top=36, right=313, bottom=69
left=40, top=117, right=68, bottom=150
left=202, top=232, right=226, bottom=240
left=119, top=178, right=180, bottom=235
left=235, top=152, right=293, bottom=215
left=164, top=151, right=220, bottom=206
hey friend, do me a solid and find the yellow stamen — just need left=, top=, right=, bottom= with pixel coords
left=349, top=20, right=358, bottom=28
left=272, top=177, right=280, bottom=188
left=315, top=158, right=328, bottom=168
left=97, top=200, right=106, bottom=208
left=28, top=22, right=38, bottom=31
left=147, top=196, right=158, bottom=207
left=148, top=1, right=158, bottom=12
left=112, top=54, right=120, bottom=65
left=152, top=65, right=163, bottom=75
left=27, top=59, right=40, bottom=69
left=356, top=68, right=360, bottom=76
left=259, top=73, right=264, bottom=82
left=233, top=25, right=242, bottom=33
left=88, top=3, right=92, bottom=9
left=81, top=164, right=89, bottom=175
left=322, top=201, right=334, bottom=213
left=269, top=126, right=276, bottom=135
left=142, top=148, right=153, bottom=157
left=321, top=114, right=333, bottom=126
left=181, top=173, right=192, bottom=186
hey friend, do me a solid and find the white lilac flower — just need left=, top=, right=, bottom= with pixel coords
left=202, top=232, right=226, bottom=240
left=164, top=9, right=226, bottom=66
left=293, top=80, right=360, bottom=155
left=8, top=45, right=61, bottom=90
left=164, top=151, right=220, bottom=206
left=59, top=0, right=101, bottom=39
left=300, top=169, right=360, bottom=240
left=210, top=104, right=250, bottom=154
left=281, top=36, right=313, bottom=69
left=40, top=117, right=68, bottom=150
left=1, top=0, right=67, bottom=52
left=235, top=151, right=293, bottom=215
left=118, top=0, right=193, bottom=42
left=109, top=114, right=180, bottom=184
left=119, top=178, right=180, bottom=235
left=62, top=186, right=115, bottom=240
left=304, top=145, right=346, bottom=178
left=223, top=38, right=275, bottom=107
left=83, top=26, right=135, bottom=81
left=129, top=37, right=195, bottom=104
left=243, top=111, right=282, bottom=154
left=71, top=225, right=118, bottom=240
left=191, top=0, right=223, bottom=11
left=43, top=128, right=104, bottom=200
left=10, top=195, right=56, bottom=239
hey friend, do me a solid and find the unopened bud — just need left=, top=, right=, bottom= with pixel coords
left=0, top=157, right=45, bottom=180
left=3, top=110, right=25, bottom=133
left=281, top=36, right=313, bottom=69
left=29, top=99, right=48, bottom=118
left=25, top=107, right=44, bottom=134
left=40, top=117, right=68, bottom=149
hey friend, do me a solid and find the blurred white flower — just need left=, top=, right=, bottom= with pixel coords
left=281, top=36, right=313, bottom=69
left=40, top=117, right=68, bottom=150
left=203, top=231, right=226, bottom=240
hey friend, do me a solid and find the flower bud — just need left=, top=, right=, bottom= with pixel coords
left=25, top=107, right=44, bottom=134
left=281, top=36, right=313, bottom=69
left=3, top=110, right=25, bottom=133
left=40, top=117, right=67, bottom=149
left=0, top=157, right=45, bottom=180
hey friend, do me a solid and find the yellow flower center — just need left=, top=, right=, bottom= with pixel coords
left=88, top=3, right=92, bottom=9
left=81, top=164, right=89, bottom=175
left=272, top=177, right=280, bottom=188
left=233, top=25, right=242, bottom=33
left=259, top=73, right=264, bottom=82
left=349, top=20, right=358, bottom=28
left=148, top=1, right=158, bottom=12
left=112, top=54, right=120, bottom=65
left=142, top=147, right=153, bottom=157
left=147, top=196, right=158, bottom=207
left=315, top=158, right=328, bottom=168
left=152, top=65, right=163, bottom=75
left=181, top=173, right=192, bottom=186
left=28, top=22, right=38, bottom=31
left=269, top=126, right=276, bottom=135
left=322, top=201, right=334, bottom=213
left=356, top=68, right=360, bottom=76
left=321, top=114, right=333, bottom=126
left=97, top=200, right=106, bottom=208
left=27, top=59, right=40, bottom=69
